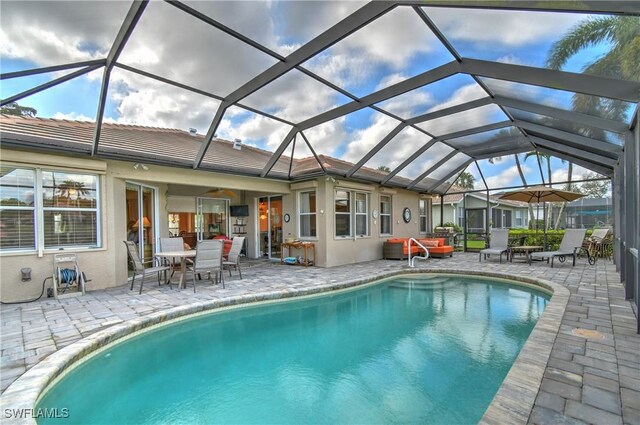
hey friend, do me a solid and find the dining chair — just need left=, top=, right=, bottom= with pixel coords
left=223, top=237, right=245, bottom=279
left=187, top=240, right=224, bottom=291
left=159, top=237, right=190, bottom=281
left=124, top=241, right=170, bottom=294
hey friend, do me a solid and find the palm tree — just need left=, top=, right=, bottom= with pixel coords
left=547, top=16, right=640, bottom=121
left=456, top=171, right=475, bottom=190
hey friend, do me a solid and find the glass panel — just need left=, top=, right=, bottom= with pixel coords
left=306, top=108, right=402, bottom=168
left=43, top=210, right=98, bottom=248
left=0, top=167, right=35, bottom=206
left=375, top=74, right=487, bottom=120
left=431, top=169, right=466, bottom=194
left=399, top=141, right=456, bottom=182
left=101, top=67, right=221, bottom=164
left=355, top=215, right=367, bottom=236
left=416, top=104, right=508, bottom=137
left=416, top=153, right=471, bottom=190
left=1, top=1, right=130, bottom=69
left=300, top=191, right=315, bottom=214
left=506, top=108, right=625, bottom=145
left=479, top=77, right=635, bottom=123
left=302, top=7, right=455, bottom=97
left=197, top=198, right=229, bottom=239
left=119, top=1, right=278, bottom=97
left=0, top=210, right=35, bottom=250
left=259, top=197, right=269, bottom=256
left=0, top=70, right=102, bottom=122
left=356, top=127, right=429, bottom=178
left=335, top=190, right=350, bottom=213
left=476, top=155, right=543, bottom=192
left=446, top=127, right=521, bottom=150
left=141, top=187, right=155, bottom=262
left=300, top=215, right=316, bottom=238
left=126, top=184, right=141, bottom=262
left=241, top=69, right=352, bottom=123
left=355, top=193, right=367, bottom=214
left=42, top=172, right=97, bottom=208
left=380, top=196, right=391, bottom=214
left=424, top=7, right=635, bottom=81
left=183, top=1, right=365, bottom=56
left=270, top=196, right=283, bottom=258
left=208, top=105, right=293, bottom=175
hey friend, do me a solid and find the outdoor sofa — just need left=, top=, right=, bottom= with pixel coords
left=383, top=237, right=453, bottom=260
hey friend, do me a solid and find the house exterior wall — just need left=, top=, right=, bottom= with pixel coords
left=0, top=148, right=290, bottom=302
left=1, top=147, right=433, bottom=300
left=431, top=204, right=456, bottom=229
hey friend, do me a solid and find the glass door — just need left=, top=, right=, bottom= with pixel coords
left=258, top=195, right=282, bottom=259
left=196, top=198, right=229, bottom=241
left=125, top=183, right=157, bottom=277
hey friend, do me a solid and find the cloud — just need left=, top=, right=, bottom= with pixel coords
left=0, top=1, right=131, bottom=66
left=484, top=165, right=525, bottom=189
left=52, top=112, right=94, bottom=122
left=425, top=8, right=584, bottom=46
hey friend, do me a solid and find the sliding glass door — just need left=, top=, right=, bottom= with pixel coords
left=196, top=197, right=229, bottom=241
left=125, top=183, right=157, bottom=276
left=258, top=196, right=282, bottom=259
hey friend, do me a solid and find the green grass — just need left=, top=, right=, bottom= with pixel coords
left=465, top=240, right=486, bottom=249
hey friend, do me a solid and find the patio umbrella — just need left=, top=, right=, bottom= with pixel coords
left=498, top=185, right=585, bottom=249
left=498, top=185, right=585, bottom=203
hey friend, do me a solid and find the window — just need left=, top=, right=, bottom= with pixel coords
left=0, top=167, right=36, bottom=250
left=0, top=166, right=101, bottom=252
left=380, top=195, right=392, bottom=235
left=335, top=190, right=351, bottom=237
left=299, top=191, right=317, bottom=238
left=355, top=192, right=368, bottom=237
left=419, top=199, right=427, bottom=233
left=335, top=190, right=369, bottom=238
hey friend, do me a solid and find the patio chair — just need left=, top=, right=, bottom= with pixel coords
left=479, top=229, right=510, bottom=263
left=124, top=241, right=170, bottom=294
left=530, top=229, right=587, bottom=268
left=159, top=237, right=192, bottom=281
left=187, top=240, right=224, bottom=291
left=223, top=236, right=245, bottom=279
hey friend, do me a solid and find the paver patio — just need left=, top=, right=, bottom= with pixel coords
left=1, top=253, right=638, bottom=424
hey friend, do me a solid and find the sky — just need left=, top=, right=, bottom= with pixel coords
left=0, top=1, right=627, bottom=192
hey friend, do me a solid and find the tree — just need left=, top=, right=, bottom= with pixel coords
left=376, top=165, right=391, bottom=173
left=456, top=171, right=475, bottom=190
left=0, top=102, right=37, bottom=118
left=580, top=173, right=610, bottom=198
left=547, top=16, right=640, bottom=122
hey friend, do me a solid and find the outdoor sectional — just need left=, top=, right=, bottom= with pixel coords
left=383, top=237, right=454, bottom=260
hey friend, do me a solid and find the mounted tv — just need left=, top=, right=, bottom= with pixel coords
left=230, top=205, right=249, bottom=217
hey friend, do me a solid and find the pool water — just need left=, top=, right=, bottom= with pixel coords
left=37, top=275, right=549, bottom=424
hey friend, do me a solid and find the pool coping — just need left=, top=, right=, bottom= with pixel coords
left=0, top=269, right=568, bottom=424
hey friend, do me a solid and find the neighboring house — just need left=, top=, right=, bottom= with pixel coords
left=557, top=197, right=613, bottom=229
left=0, top=115, right=435, bottom=302
left=432, top=186, right=530, bottom=232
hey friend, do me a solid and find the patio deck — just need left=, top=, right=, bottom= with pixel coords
left=1, top=253, right=638, bottom=424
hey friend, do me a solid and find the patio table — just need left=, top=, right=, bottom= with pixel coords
left=509, top=245, right=543, bottom=265
left=154, top=250, right=196, bottom=289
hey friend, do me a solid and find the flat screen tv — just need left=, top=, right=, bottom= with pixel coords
left=230, top=205, right=249, bottom=217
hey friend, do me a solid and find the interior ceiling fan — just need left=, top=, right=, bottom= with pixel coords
left=203, top=188, right=238, bottom=198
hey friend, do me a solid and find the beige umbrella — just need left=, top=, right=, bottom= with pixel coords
left=498, top=185, right=585, bottom=203
left=498, top=185, right=585, bottom=249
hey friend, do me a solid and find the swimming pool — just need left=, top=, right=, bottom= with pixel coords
left=36, top=274, right=549, bottom=424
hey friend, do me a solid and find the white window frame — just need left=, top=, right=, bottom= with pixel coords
left=355, top=192, right=369, bottom=237
left=380, top=195, right=392, bottom=236
left=419, top=199, right=428, bottom=234
left=335, top=189, right=369, bottom=239
left=0, top=167, right=36, bottom=252
left=298, top=190, right=317, bottom=239
left=0, top=166, right=102, bottom=254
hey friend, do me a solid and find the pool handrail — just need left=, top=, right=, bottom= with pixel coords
left=408, top=238, right=429, bottom=267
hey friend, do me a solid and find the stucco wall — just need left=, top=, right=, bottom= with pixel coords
left=0, top=148, right=290, bottom=302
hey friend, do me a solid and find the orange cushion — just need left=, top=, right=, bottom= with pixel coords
left=418, top=239, right=439, bottom=248
left=430, top=246, right=454, bottom=254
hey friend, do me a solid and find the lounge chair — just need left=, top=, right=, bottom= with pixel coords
left=479, top=228, right=509, bottom=263
left=124, top=241, right=170, bottom=294
left=530, top=229, right=587, bottom=268
left=223, top=237, right=245, bottom=279
left=187, top=240, right=224, bottom=291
